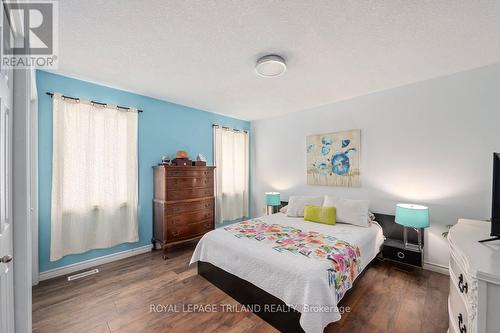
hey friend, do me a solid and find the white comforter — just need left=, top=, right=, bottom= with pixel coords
left=190, top=213, right=384, bottom=333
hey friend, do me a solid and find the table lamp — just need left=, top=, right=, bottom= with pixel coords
left=395, top=203, right=429, bottom=251
left=265, top=192, right=281, bottom=215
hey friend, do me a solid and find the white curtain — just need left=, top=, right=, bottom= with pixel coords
left=213, top=126, right=249, bottom=225
left=50, top=93, right=138, bottom=261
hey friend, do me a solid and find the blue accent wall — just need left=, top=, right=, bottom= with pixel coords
left=37, top=70, right=250, bottom=272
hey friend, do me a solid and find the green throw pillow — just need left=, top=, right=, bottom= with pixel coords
left=303, top=205, right=336, bottom=225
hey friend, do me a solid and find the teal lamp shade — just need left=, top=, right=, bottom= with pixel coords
left=395, top=203, right=430, bottom=228
left=264, top=192, right=281, bottom=206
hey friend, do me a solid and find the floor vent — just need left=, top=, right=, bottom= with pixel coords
left=67, top=268, right=99, bottom=281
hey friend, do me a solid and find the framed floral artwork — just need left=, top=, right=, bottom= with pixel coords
left=306, top=129, right=361, bottom=187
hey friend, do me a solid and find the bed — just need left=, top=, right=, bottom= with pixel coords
left=190, top=212, right=385, bottom=333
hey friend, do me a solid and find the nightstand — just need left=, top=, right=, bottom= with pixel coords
left=279, top=201, right=288, bottom=211
left=382, top=238, right=423, bottom=268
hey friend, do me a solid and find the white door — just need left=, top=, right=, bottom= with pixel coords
left=0, top=2, right=14, bottom=331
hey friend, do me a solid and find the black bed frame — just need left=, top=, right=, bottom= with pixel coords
left=198, top=212, right=417, bottom=332
left=198, top=261, right=304, bottom=332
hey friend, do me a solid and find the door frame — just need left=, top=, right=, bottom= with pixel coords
left=4, top=0, right=35, bottom=331
left=12, top=62, right=34, bottom=333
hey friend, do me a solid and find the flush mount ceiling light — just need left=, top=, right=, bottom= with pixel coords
left=255, top=55, right=287, bottom=77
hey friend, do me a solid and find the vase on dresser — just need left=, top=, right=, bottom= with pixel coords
left=152, top=165, right=216, bottom=259
left=448, top=219, right=500, bottom=333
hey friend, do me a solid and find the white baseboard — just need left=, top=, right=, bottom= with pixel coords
left=39, top=244, right=152, bottom=282
left=423, top=261, right=449, bottom=275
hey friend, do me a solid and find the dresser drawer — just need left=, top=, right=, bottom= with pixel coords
left=167, top=209, right=213, bottom=226
left=449, top=272, right=469, bottom=333
left=449, top=251, right=476, bottom=304
left=167, top=187, right=214, bottom=201
left=166, top=220, right=214, bottom=241
left=166, top=169, right=213, bottom=178
left=448, top=297, right=459, bottom=333
left=166, top=199, right=213, bottom=215
left=166, top=177, right=213, bottom=190
left=382, top=243, right=422, bottom=267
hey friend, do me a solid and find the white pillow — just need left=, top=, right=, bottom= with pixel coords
left=323, top=196, right=370, bottom=227
left=287, top=196, right=324, bottom=217
left=279, top=205, right=288, bottom=214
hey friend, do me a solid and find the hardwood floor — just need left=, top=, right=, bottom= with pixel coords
left=33, top=245, right=449, bottom=333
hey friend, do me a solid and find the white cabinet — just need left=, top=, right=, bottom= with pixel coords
left=448, top=219, right=500, bottom=333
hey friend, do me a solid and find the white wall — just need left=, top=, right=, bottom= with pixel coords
left=251, top=63, right=500, bottom=268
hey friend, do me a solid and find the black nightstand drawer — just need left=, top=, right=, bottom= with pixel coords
left=383, top=240, right=422, bottom=267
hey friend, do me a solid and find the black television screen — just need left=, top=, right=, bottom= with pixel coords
left=491, top=153, right=500, bottom=236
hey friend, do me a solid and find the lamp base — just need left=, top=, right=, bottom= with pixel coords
left=404, top=242, right=421, bottom=251
left=403, top=227, right=423, bottom=251
left=266, top=206, right=279, bottom=215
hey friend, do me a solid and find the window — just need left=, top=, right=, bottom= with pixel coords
left=213, top=125, right=249, bottom=225
left=50, top=94, right=138, bottom=261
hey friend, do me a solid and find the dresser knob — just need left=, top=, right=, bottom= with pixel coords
left=458, top=313, right=466, bottom=333
left=458, top=274, right=468, bottom=294
left=397, top=251, right=405, bottom=259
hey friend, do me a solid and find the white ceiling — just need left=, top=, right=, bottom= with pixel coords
left=55, top=1, right=500, bottom=120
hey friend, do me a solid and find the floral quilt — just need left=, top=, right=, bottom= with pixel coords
left=224, top=218, right=361, bottom=301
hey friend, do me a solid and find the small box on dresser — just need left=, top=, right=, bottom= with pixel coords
left=153, top=165, right=215, bottom=259
left=448, top=219, right=500, bottom=333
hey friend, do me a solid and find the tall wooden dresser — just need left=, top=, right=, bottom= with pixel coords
left=153, top=165, right=215, bottom=258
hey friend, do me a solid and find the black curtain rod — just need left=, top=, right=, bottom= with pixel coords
left=46, top=92, right=143, bottom=113
left=213, top=124, right=248, bottom=133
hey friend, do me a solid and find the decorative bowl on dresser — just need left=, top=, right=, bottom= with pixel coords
left=448, top=219, right=500, bottom=333
left=153, top=165, right=215, bottom=259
